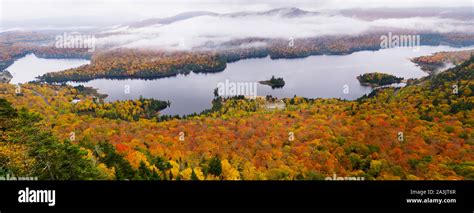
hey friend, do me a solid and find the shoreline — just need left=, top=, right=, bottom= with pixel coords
left=2, top=44, right=471, bottom=83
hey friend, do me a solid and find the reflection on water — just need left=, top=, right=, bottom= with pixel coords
left=7, top=46, right=474, bottom=115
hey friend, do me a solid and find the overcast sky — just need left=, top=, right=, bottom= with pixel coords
left=1, top=0, right=473, bottom=23
left=0, top=0, right=473, bottom=31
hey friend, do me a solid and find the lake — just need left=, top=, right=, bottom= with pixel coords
left=6, top=54, right=90, bottom=84
left=6, top=46, right=474, bottom=115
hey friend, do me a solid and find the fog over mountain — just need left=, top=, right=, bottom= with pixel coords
left=93, top=7, right=474, bottom=50
left=2, top=1, right=473, bottom=51
left=1, top=0, right=472, bottom=29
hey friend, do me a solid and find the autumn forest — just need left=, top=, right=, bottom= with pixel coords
left=0, top=53, right=473, bottom=180
left=1, top=6, right=474, bottom=182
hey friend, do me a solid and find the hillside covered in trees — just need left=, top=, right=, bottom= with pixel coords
left=0, top=56, right=473, bottom=180
left=411, top=49, right=474, bottom=74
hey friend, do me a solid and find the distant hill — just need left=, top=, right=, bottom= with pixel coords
left=128, top=11, right=218, bottom=28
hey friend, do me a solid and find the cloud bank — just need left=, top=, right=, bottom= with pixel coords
left=93, top=8, right=474, bottom=50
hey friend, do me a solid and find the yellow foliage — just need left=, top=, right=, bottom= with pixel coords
left=97, top=163, right=115, bottom=180
left=221, top=159, right=240, bottom=180
left=193, top=167, right=205, bottom=180
left=126, top=151, right=149, bottom=169
left=180, top=168, right=193, bottom=180
left=0, top=143, right=34, bottom=175
left=169, top=160, right=180, bottom=179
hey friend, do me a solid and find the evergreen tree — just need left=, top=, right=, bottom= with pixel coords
left=208, top=156, right=222, bottom=177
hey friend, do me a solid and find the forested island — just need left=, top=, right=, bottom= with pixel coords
left=357, top=72, right=404, bottom=87
left=259, top=75, right=285, bottom=88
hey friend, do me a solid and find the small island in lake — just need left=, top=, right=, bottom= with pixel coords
left=259, top=75, right=285, bottom=89
left=357, top=72, right=403, bottom=87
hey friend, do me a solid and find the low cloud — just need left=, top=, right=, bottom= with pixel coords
left=93, top=8, right=474, bottom=50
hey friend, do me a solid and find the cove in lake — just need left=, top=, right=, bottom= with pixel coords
left=6, top=46, right=474, bottom=116
left=6, top=54, right=90, bottom=84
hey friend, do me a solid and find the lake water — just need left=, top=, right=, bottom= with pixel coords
left=6, top=46, right=474, bottom=115
left=6, top=54, right=90, bottom=84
